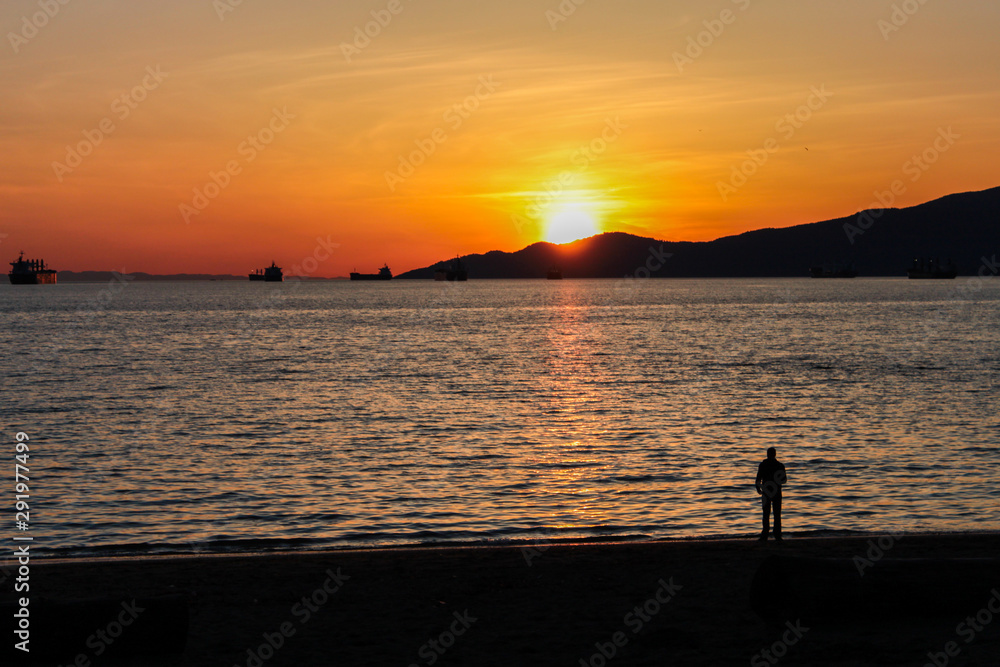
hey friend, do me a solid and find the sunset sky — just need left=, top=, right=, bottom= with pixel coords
left=2, top=0, right=998, bottom=276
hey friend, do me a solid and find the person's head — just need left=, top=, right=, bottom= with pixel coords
left=766, top=447, right=776, bottom=460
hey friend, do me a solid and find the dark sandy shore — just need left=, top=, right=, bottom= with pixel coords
left=11, top=533, right=1000, bottom=666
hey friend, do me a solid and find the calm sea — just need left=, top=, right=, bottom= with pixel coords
left=2, top=278, right=999, bottom=558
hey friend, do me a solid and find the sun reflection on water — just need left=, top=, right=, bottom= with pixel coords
left=8, top=279, right=1000, bottom=554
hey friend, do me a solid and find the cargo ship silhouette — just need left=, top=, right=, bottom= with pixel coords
left=434, top=257, right=468, bottom=281
left=249, top=261, right=283, bottom=282
left=907, top=257, right=957, bottom=279
left=350, top=264, right=392, bottom=281
left=8, top=252, right=57, bottom=284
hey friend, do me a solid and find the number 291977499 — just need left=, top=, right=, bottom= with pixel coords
left=15, top=433, right=30, bottom=531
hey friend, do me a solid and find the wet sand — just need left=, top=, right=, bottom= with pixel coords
left=14, top=533, right=1000, bottom=666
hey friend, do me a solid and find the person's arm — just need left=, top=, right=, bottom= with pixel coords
left=755, top=462, right=763, bottom=495
left=776, top=462, right=787, bottom=487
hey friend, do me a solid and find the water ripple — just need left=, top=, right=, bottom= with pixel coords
left=2, top=278, right=999, bottom=556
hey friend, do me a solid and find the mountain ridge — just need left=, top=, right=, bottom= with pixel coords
left=398, top=186, right=1000, bottom=278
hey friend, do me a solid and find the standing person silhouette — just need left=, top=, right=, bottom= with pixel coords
left=755, top=447, right=786, bottom=542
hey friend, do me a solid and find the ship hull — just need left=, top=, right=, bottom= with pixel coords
left=434, top=256, right=467, bottom=281
left=908, top=258, right=956, bottom=280
left=249, top=264, right=283, bottom=281
left=9, top=271, right=56, bottom=285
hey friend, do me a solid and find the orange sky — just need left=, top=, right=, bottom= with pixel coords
left=2, top=0, right=998, bottom=276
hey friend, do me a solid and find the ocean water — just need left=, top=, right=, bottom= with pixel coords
left=2, top=278, right=999, bottom=557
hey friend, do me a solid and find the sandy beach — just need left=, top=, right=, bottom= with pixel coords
left=9, top=533, right=1000, bottom=666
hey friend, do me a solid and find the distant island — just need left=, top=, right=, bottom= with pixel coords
left=399, top=186, right=1000, bottom=279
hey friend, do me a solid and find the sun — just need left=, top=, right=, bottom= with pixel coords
left=545, top=204, right=601, bottom=244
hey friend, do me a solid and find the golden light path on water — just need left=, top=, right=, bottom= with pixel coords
left=3, top=278, right=999, bottom=556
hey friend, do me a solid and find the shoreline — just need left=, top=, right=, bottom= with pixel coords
left=14, top=532, right=1000, bottom=665
left=32, top=527, right=1000, bottom=565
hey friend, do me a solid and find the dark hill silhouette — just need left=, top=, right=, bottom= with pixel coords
left=398, top=186, right=1000, bottom=278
